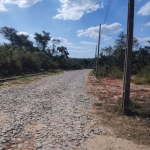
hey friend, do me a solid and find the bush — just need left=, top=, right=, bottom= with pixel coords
left=97, top=65, right=110, bottom=77
left=0, top=43, right=83, bottom=77
left=111, top=67, right=123, bottom=79
left=132, top=65, right=150, bottom=85
left=95, top=66, right=123, bottom=79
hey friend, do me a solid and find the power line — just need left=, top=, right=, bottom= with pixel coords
left=94, top=0, right=113, bottom=75
left=101, top=0, right=113, bottom=34
left=97, top=0, right=113, bottom=36
left=104, top=0, right=113, bottom=24
left=103, top=0, right=111, bottom=24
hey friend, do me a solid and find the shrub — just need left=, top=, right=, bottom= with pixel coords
left=111, top=67, right=123, bottom=79
left=132, top=65, right=150, bottom=85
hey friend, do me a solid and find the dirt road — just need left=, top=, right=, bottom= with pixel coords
left=0, top=70, right=149, bottom=150
left=0, top=70, right=100, bottom=150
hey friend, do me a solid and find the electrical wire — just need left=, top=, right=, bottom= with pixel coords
left=103, top=0, right=111, bottom=24
left=104, top=0, right=113, bottom=24
left=101, top=0, right=113, bottom=35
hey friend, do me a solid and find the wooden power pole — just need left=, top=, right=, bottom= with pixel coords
left=123, top=0, right=134, bottom=115
left=96, top=24, right=102, bottom=77
left=94, top=45, right=98, bottom=74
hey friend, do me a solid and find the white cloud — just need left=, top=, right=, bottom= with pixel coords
left=53, top=0, right=104, bottom=20
left=0, top=0, right=41, bottom=11
left=137, top=37, right=150, bottom=42
left=137, top=1, right=150, bottom=16
left=69, top=45, right=87, bottom=50
left=102, top=35, right=112, bottom=41
left=144, top=22, right=150, bottom=26
left=50, top=37, right=95, bottom=58
left=77, top=23, right=123, bottom=41
left=51, top=37, right=73, bottom=48
left=80, top=41, right=96, bottom=45
left=18, top=31, right=34, bottom=39
left=69, top=46, right=95, bottom=58
left=0, top=2, right=7, bottom=11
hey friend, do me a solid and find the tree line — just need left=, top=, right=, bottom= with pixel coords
left=0, top=26, right=87, bottom=77
left=96, top=32, right=150, bottom=83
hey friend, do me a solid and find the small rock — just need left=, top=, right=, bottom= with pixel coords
left=93, top=128, right=101, bottom=134
left=36, top=142, right=42, bottom=148
left=17, top=138, right=22, bottom=142
left=18, top=143, right=22, bottom=149
left=80, top=144, right=87, bottom=150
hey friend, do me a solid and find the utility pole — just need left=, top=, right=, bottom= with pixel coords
left=122, top=0, right=134, bottom=115
left=94, top=45, right=98, bottom=74
left=122, top=3, right=129, bottom=107
left=96, top=24, right=102, bottom=77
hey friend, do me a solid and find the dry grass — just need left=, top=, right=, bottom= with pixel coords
left=0, top=70, right=62, bottom=87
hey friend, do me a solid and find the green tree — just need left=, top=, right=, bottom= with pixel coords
left=100, top=46, right=114, bottom=69
left=51, top=38, right=61, bottom=55
left=114, top=32, right=139, bottom=71
left=34, top=31, right=51, bottom=51
left=0, top=26, right=33, bottom=50
left=17, top=34, right=33, bottom=50
left=101, top=45, right=113, bottom=56
left=57, top=46, right=69, bottom=59
left=0, top=26, right=18, bottom=46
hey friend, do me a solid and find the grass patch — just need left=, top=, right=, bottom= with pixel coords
left=11, top=70, right=62, bottom=85
left=132, top=65, right=150, bottom=85
left=93, top=66, right=123, bottom=79
left=94, top=102, right=102, bottom=107
left=18, top=77, right=30, bottom=82
left=115, top=98, right=141, bottom=110
left=131, top=77, right=143, bottom=85
left=132, top=74, right=150, bottom=85
left=110, top=67, right=123, bottom=79
left=12, top=77, right=32, bottom=84
left=47, top=69, right=62, bottom=76
left=114, top=98, right=150, bottom=117
left=0, top=82, right=3, bottom=86
left=0, top=70, right=62, bottom=86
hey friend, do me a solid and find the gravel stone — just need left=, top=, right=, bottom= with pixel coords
left=17, top=143, right=22, bottom=149
left=0, top=70, right=100, bottom=149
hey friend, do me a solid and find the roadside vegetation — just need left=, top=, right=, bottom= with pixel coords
left=132, top=65, right=150, bottom=85
left=0, top=70, right=62, bottom=87
left=0, top=26, right=94, bottom=78
left=94, top=32, right=150, bottom=84
left=92, top=31, right=150, bottom=118
left=0, top=82, right=2, bottom=86
left=90, top=32, right=150, bottom=145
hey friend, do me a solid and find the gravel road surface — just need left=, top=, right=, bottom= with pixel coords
left=0, top=70, right=100, bottom=150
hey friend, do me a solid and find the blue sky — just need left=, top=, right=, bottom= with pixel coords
left=0, top=0, right=150, bottom=58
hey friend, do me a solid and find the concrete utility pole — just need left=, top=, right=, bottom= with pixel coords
left=96, top=24, right=102, bottom=77
left=122, top=0, right=134, bottom=115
